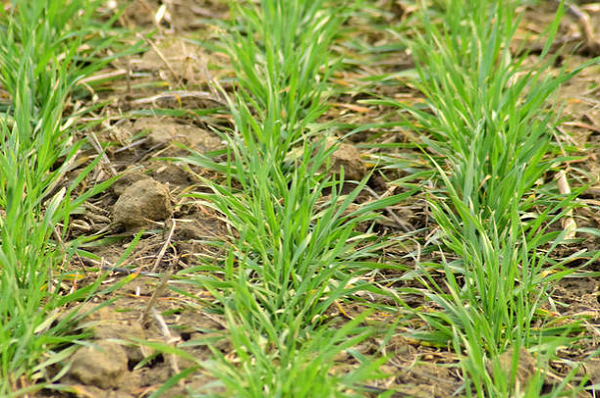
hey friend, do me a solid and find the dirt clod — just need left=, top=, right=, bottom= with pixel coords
left=133, top=117, right=223, bottom=154
left=112, top=171, right=150, bottom=196
left=326, top=139, right=367, bottom=181
left=489, top=347, right=537, bottom=392
left=113, top=178, right=172, bottom=230
left=68, top=340, right=129, bottom=389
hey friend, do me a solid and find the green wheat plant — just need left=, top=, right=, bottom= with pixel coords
left=174, top=0, right=408, bottom=396
left=379, top=0, right=597, bottom=396
left=403, top=0, right=582, bottom=234
left=0, top=1, right=125, bottom=395
left=223, top=0, right=348, bottom=162
left=184, top=104, right=402, bottom=397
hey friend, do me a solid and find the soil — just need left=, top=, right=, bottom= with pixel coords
left=23, top=0, right=600, bottom=397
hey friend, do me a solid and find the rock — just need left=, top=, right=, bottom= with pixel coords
left=68, top=340, right=128, bottom=389
left=113, top=178, right=172, bottom=230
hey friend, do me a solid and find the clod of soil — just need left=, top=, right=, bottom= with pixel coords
left=84, top=304, right=149, bottom=363
left=583, top=359, right=600, bottom=388
left=112, top=171, right=150, bottom=196
left=393, top=361, right=458, bottom=397
left=151, top=163, right=197, bottom=188
left=489, top=347, right=537, bottom=391
left=67, top=340, right=129, bottom=389
left=133, top=117, right=223, bottom=155
left=113, top=178, right=172, bottom=230
left=326, top=139, right=367, bottom=182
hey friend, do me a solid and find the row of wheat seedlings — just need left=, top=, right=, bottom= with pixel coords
left=168, top=0, right=411, bottom=396
left=387, top=0, right=597, bottom=396
left=0, top=1, right=128, bottom=396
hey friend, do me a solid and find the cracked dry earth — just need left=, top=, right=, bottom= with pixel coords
left=29, top=1, right=600, bottom=397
